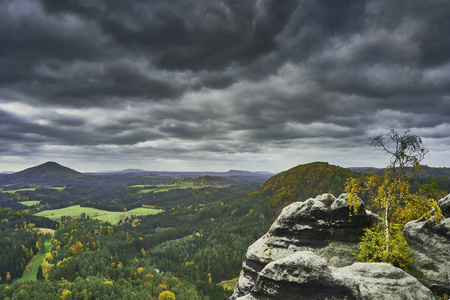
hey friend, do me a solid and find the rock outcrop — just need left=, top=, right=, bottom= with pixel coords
left=231, top=193, right=380, bottom=299
left=438, top=194, right=450, bottom=217
left=403, top=194, right=450, bottom=295
left=235, top=251, right=435, bottom=300
left=231, top=193, right=436, bottom=300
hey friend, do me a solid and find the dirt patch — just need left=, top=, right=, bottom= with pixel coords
left=219, top=277, right=239, bottom=291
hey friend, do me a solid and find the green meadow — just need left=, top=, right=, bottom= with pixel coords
left=19, top=200, right=41, bottom=206
left=132, top=182, right=203, bottom=193
left=1, top=186, right=65, bottom=193
left=35, top=205, right=163, bottom=224
left=2, top=187, right=37, bottom=193
left=17, top=240, right=52, bottom=283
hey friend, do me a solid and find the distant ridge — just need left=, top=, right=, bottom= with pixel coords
left=348, top=167, right=379, bottom=172
left=353, top=165, right=450, bottom=178
left=93, top=168, right=148, bottom=174
left=88, top=169, right=273, bottom=182
left=0, top=171, right=14, bottom=175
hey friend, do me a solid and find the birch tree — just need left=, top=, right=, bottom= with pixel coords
left=371, top=129, right=427, bottom=251
left=346, top=129, right=442, bottom=269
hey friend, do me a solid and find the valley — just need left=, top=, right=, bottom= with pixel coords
left=0, top=162, right=274, bottom=299
left=1, top=161, right=449, bottom=299
left=34, top=205, right=163, bottom=224
left=3, top=0, right=450, bottom=298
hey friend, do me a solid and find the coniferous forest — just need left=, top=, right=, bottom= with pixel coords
left=0, top=163, right=277, bottom=299
left=1, top=162, right=450, bottom=299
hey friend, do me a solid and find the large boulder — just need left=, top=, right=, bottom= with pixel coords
left=235, top=251, right=435, bottom=300
left=231, top=192, right=449, bottom=299
left=438, top=194, right=450, bottom=218
left=403, top=194, right=450, bottom=295
left=231, top=193, right=380, bottom=299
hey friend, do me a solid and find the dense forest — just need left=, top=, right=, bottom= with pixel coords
left=255, top=162, right=357, bottom=209
left=0, top=161, right=449, bottom=299
left=0, top=191, right=274, bottom=299
left=0, top=163, right=275, bottom=299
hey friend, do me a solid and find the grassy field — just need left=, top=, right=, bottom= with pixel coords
left=35, top=205, right=163, bottom=224
left=2, top=187, right=37, bottom=193
left=20, top=200, right=41, bottom=206
left=1, top=186, right=64, bottom=193
left=132, top=182, right=203, bottom=193
left=17, top=240, right=52, bottom=283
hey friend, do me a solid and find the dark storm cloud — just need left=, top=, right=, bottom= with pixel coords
left=0, top=105, right=155, bottom=151
left=0, top=0, right=298, bottom=107
left=41, top=62, right=185, bottom=104
left=91, top=0, right=297, bottom=71
left=0, top=109, right=55, bottom=157
left=1, top=0, right=450, bottom=171
left=0, top=110, right=29, bottom=142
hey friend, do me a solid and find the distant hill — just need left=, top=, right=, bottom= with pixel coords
left=348, top=167, right=379, bottom=172
left=89, top=168, right=148, bottom=174
left=192, top=175, right=230, bottom=186
left=0, top=161, right=85, bottom=184
left=0, top=171, right=14, bottom=175
left=413, top=165, right=450, bottom=177
left=254, top=162, right=357, bottom=209
left=356, top=165, right=450, bottom=178
left=92, top=169, right=272, bottom=182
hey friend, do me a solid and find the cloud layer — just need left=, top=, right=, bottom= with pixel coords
left=1, top=0, right=450, bottom=172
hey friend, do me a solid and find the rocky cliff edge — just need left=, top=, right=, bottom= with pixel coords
left=230, top=193, right=449, bottom=299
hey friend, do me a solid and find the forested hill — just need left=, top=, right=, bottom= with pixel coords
left=254, top=162, right=357, bottom=209
left=0, top=161, right=85, bottom=184
left=358, top=165, right=450, bottom=178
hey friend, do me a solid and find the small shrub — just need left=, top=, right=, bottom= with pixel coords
left=356, top=224, right=412, bottom=271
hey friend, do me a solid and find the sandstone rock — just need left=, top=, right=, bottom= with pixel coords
left=231, top=193, right=379, bottom=299
left=334, top=261, right=435, bottom=300
left=403, top=193, right=450, bottom=295
left=267, top=194, right=378, bottom=248
left=438, top=194, right=450, bottom=217
left=249, top=194, right=378, bottom=264
left=232, top=192, right=450, bottom=299
left=235, top=251, right=435, bottom=300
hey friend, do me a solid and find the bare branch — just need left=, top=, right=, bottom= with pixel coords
left=370, top=129, right=428, bottom=179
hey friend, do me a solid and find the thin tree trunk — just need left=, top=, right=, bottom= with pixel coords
left=385, top=203, right=389, bottom=252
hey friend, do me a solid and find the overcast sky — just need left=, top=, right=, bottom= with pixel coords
left=1, top=0, right=450, bottom=173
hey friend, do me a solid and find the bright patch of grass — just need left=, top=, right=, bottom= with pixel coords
left=51, top=187, right=65, bottom=191
left=35, top=205, right=163, bottom=224
left=2, top=188, right=37, bottom=193
left=20, top=200, right=40, bottom=206
left=133, top=182, right=203, bottom=193
left=17, top=240, right=52, bottom=283
left=1, top=186, right=64, bottom=193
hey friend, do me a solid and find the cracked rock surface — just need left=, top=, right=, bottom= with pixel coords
left=231, top=193, right=438, bottom=300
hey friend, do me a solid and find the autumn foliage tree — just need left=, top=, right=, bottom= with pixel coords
left=346, top=129, right=442, bottom=269
left=159, top=290, right=176, bottom=300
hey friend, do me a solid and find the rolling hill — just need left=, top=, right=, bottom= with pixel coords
left=0, top=161, right=85, bottom=185
left=254, top=162, right=357, bottom=209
